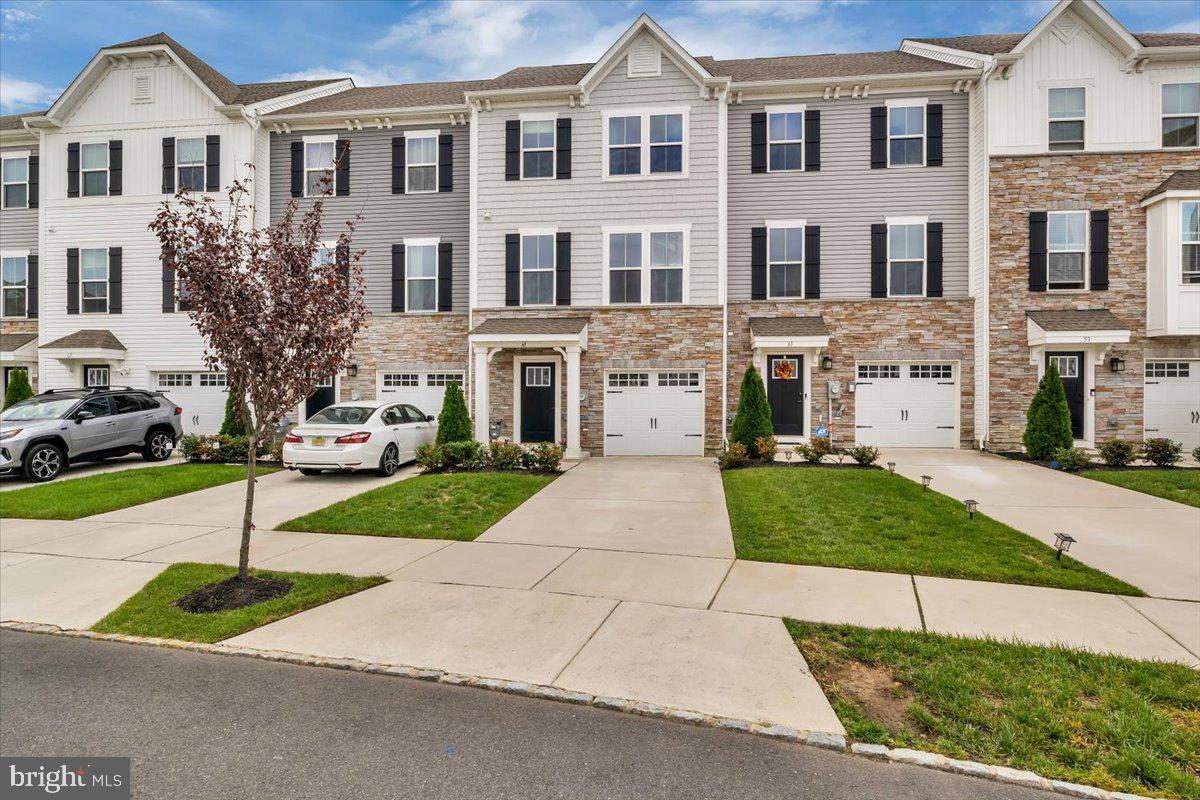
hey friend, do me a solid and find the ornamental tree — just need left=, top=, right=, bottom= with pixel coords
left=435, top=381, right=473, bottom=445
left=730, top=365, right=774, bottom=456
left=1023, top=361, right=1073, bottom=460
left=149, top=169, right=366, bottom=585
left=3, top=368, right=33, bottom=410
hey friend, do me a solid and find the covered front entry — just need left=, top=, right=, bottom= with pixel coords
left=1046, top=352, right=1086, bottom=439
left=766, top=355, right=804, bottom=436
left=603, top=370, right=704, bottom=456
left=748, top=316, right=829, bottom=442
left=1145, top=360, right=1199, bottom=450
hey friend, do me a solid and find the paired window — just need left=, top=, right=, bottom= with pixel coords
left=2, top=253, right=27, bottom=318
left=605, top=229, right=685, bottom=304
left=521, top=118, right=555, bottom=179
left=1184, top=202, right=1200, bottom=285
left=81, top=143, right=109, bottom=197
left=1047, top=210, right=1087, bottom=290
left=1162, top=83, right=1199, bottom=148
left=767, top=109, right=803, bottom=172
left=81, top=248, right=109, bottom=313
left=1, top=153, right=28, bottom=209
left=1048, top=87, right=1085, bottom=151
left=606, top=110, right=685, bottom=177
left=520, top=233, right=555, bottom=306
left=768, top=226, right=804, bottom=298
left=888, top=103, right=925, bottom=166
left=405, top=241, right=438, bottom=312
left=406, top=133, right=438, bottom=193
left=887, top=221, right=926, bottom=297
left=304, top=137, right=335, bottom=197
left=176, top=137, right=206, bottom=192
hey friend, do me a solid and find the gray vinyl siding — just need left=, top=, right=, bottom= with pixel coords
left=728, top=91, right=970, bottom=299
left=0, top=145, right=38, bottom=255
left=476, top=51, right=721, bottom=307
left=270, top=125, right=469, bottom=313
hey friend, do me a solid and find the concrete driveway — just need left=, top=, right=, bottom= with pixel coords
left=883, top=449, right=1200, bottom=601
left=0, top=452, right=185, bottom=491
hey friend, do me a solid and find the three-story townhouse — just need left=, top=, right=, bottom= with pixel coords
left=0, top=115, right=40, bottom=392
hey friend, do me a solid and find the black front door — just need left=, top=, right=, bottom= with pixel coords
left=1046, top=352, right=1085, bottom=439
left=304, top=378, right=336, bottom=421
left=520, top=362, right=555, bottom=443
left=767, top=355, right=804, bottom=436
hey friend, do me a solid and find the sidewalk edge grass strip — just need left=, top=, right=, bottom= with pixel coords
left=0, top=463, right=280, bottom=520
left=722, top=466, right=1144, bottom=596
left=0, top=621, right=1142, bottom=800
left=1081, top=468, right=1200, bottom=509
left=91, top=562, right=385, bottom=643
left=786, top=619, right=1200, bottom=800
left=276, top=471, right=557, bottom=540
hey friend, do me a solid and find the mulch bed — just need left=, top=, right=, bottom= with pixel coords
left=993, top=451, right=1196, bottom=472
left=173, top=576, right=293, bottom=614
left=722, top=460, right=880, bottom=471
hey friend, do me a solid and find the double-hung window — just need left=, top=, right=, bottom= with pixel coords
left=1047, top=210, right=1087, bottom=290
left=606, top=109, right=685, bottom=177
left=608, top=232, right=642, bottom=304
left=304, top=137, right=335, bottom=197
left=1183, top=201, right=1200, bottom=285
left=1162, top=83, right=1200, bottom=148
left=605, top=228, right=686, bottom=304
left=404, top=239, right=438, bottom=312
left=649, top=231, right=683, bottom=302
left=649, top=113, right=683, bottom=173
left=81, top=143, right=108, bottom=197
left=1, top=153, right=28, bottom=209
left=405, top=132, right=437, bottom=193
left=81, top=248, right=109, bottom=313
left=521, top=118, right=555, bottom=179
left=608, top=115, right=641, bottom=175
left=1, top=252, right=28, bottom=317
left=520, top=233, right=555, bottom=306
left=888, top=102, right=925, bottom=166
left=1048, top=87, right=1085, bottom=151
left=768, top=225, right=804, bottom=298
left=887, top=220, right=925, bottom=297
left=312, top=242, right=336, bottom=270
left=176, top=137, right=205, bottom=192
left=767, top=107, right=803, bottom=172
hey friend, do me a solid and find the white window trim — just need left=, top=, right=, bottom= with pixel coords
left=1161, top=82, right=1200, bottom=150
left=885, top=97, right=927, bottom=168
left=302, top=134, right=337, bottom=198
left=1, top=151, right=30, bottom=210
left=885, top=216, right=928, bottom=299
left=404, top=128, right=440, bottom=194
left=765, top=220, right=806, bottom=300
left=79, top=141, right=109, bottom=198
left=1182, top=201, right=1200, bottom=286
left=1046, top=209, right=1090, bottom=292
left=519, top=228, right=557, bottom=308
left=1044, top=83, right=1088, bottom=153
left=0, top=249, right=29, bottom=319
left=765, top=104, right=806, bottom=174
left=601, top=106, right=690, bottom=181
left=174, top=134, right=206, bottom=193
left=403, top=236, right=440, bottom=314
left=601, top=223, right=691, bottom=306
left=79, top=246, right=110, bottom=315
left=518, top=112, right=557, bottom=181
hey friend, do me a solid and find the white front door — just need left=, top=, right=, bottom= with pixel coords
left=604, top=370, right=705, bottom=456
left=156, top=372, right=229, bottom=435
left=377, top=371, right=465, bottom=419
left=1145, top=360, right=1200, bottom=450
left=854, top=362, right=959, bottom=448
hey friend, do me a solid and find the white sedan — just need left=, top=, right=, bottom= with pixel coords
left=282, top=400, right=437, bottom=476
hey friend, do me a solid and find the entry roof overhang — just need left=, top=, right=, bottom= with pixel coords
left=749, top=316, right=831, bottom=350
left=1026, top=310, right=1131, bottom=347
left=468, top=317, right=589, bottom=350
left=39, top=329, right=127, bottom=362
left=0, top=332, right=37, bottom=363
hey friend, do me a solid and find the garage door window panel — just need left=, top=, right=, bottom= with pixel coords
left=608, top=372, right=649, bottom=388
left=383, top=373, right=420, bottom=388
left=427, top=373, right=464, bottom=387
left=858, top=365, right=899, bottom=379
left=1047, top=211, right=1087, bottom=290
left=659, top=372, right=700, bottom=387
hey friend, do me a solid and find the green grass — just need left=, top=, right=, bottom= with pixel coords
left=92, top=562, right=385, bottom=643
left=277, top=471, right=556, bottom=540
left=1082, top=469, right=1200, bottom=508
left=723, top=466, right=1141, bottom=595
left=0, top=463, right=278, bottom=520
left=788, top=621, right=1200, bottom=799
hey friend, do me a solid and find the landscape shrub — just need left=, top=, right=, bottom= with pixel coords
left=1098, top=439, right=1137, bottom=467
left=1194, top=445, right=1200, bottom=463
left=794, top=438, right=832, bottom=464
left=487, top=441, right=525, bottom=471
left=218, top=393, right=247, bottom=437
left=848, top=445, right=880, bottom=465
left=2, top=368, right=33, bottom=410
left=179, top=434, right=266, bottom=463
left=1023, top=361, right=1073, bottom=460
left=525, top=442, right=565, bottom=472
left=415, top=439, right=562, bottom=473
left=1051, top=446, right=1092, bottom=472
left=754, top=435, right=778, bottom=461
left=443, top=440, right=485, bottom=470
left=730, top=366, right=773, bottom=456
left=415, top=442, right=446, bottom=472
left=1142, top=438, right=1182, bottom=467
left=717, top=442, right=749, bottom=470
left=435, top=381, right=473, bottom=445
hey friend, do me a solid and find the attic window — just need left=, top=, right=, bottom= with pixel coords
left=627, top=39, right=661, bottom=78
left=132, top=72, right=153, bottom=104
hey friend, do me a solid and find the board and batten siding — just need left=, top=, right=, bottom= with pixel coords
left=727, top=90, right=970, bottom=300
left=475, top=50, right=721, bottom=308
left=270, top=124, right=470, bottom=314
left=0, top=144, right=38, bottom=255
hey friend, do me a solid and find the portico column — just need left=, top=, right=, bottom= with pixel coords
left=473, top=345, right=490, bottom=444
left=564, top=345, right=582, bottom=459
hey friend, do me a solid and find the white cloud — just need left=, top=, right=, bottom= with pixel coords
left=0, top=73, right=58, bottom=113
left=1, top=6, right=37, bottom=41
left=1168, top=18, right=1200, bottom=33
left=268, top=62, right=415, bottom=88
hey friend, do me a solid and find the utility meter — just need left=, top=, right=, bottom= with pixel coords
left=827, top=380, right=841, bottom=397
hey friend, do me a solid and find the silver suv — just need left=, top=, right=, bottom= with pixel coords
left=0, top=388, right=184, bottom=482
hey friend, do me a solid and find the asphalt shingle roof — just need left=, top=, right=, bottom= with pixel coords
left=470, top=317, right=590, bottom=336
left=910, top=31, right=1200, bottom=55
left=0, top=332, right=37, bottom=352
left=749, top=317, right=830, bottom=337
left=1142, top=170, right=1200, bottom=201
left=276, top=80, right=492, bottom=114
left=41, top=330, right=127, bottom=351
left=1026, top=309, right=1129, bottom=332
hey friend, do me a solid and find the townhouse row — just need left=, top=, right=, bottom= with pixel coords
left=2, top=0, right=1197, bottom=459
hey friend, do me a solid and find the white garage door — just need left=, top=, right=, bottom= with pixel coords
left=377, top=371, right=465, bottom=419
left=604, top=371, right=705, bottom=456
left=155, top=372, right=228, bottom=435
left=1145, top=360, right=1199, bottom=450
left=854, top=362, right=959, bottom=448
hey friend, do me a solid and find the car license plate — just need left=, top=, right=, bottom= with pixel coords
left=312, top=437, right=327, bottom=447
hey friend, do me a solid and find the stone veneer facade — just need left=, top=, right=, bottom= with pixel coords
left=727, top=300, right=977, bottom=449
left=987, top=150, right=1200, bottom=450
left=339, top=313, right=470, bottom=403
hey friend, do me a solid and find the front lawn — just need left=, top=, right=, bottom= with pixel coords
left=277, top=471, right=555, bottom=540
left=789, top=621, right=1200, bottom=799
left=1082, top=468, right=1200, bottom=508
left=92, top=562, right=385, bottom=643
left=723, top=467, right=1140, bottom=594
left=0, top=463, right=278, bottom=520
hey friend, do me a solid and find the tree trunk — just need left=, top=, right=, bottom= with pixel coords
left=238, top=428, right=258, bottom=581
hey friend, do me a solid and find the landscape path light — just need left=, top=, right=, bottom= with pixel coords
left=964, top=499, right=978, bottom=519
left=1053, top=532, right=1076, bottom=561
left=920, top=474, right=932, bottom=490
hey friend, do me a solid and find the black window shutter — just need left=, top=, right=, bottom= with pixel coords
left=804, top=226, right=821, bottom=299
left=1029, top=212, right=1048, bottom=292
left=437, top=242, right=453, bottom=311
left=505, top=120, right=520, bottom=181
left=290, top=141, right=304, bottom=197
left=26, top=254, right=37, bottom=318
left=391, top=244, right=405, bottom=312
left=505, top=233, right=520, bottom=306
left=108, top=140, right=122, bottom=196
left=66, top=248, right=79, bottom=314
left=27, top=155, right=38, bottom=208
left=162, top=137, right=175, bottom=194
left=162, top=252, right=176, bottom=313
left=870, top=223, right=888, bottom=297
left=335, top=139, right=350, bottom=197
left=926, top=222, right=943, bottom=297
left=205, top=134, right=220, bottom=192
left=108, top=247, right=122, bottom=313
left=555, top=118, right=572, bottom=179
left=751, top=227, right=767, bottom=299
left=392, top=137, right=405, bottom=194
left=870, top=107, right=887, bottom=169
left=1090, top=210, right=1109, bottom=290
left=804, top=109, right=820, bottom=172
left=336, top=242, right=350, bottom=290
left=438, top=133, right=453, bottom=193
left=926, top=104, right=943, bottom=167
left=750, top=112, right=767, bottom=174
left=67, top=143, right=80, bottom=198
left=555, top=232, right=571, bottom=306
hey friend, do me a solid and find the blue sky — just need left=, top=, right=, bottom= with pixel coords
left=1, top=0, right=1197, bottom=114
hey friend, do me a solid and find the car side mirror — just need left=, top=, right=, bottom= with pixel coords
left=426, top=415, right=436, bottom=422
left=74, top=411, right=95, bottom=423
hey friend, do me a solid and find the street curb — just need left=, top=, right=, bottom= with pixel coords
left=0, top=620, right=1148, bottom=800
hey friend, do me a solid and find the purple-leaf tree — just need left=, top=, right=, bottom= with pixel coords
left=149, top=169, right=366, bottom=584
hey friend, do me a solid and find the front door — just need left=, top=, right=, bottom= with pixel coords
left=1046, top=352, right=1085, bottom=439
left=767, top=355, right=804, bottom=436
left=520, top=363, right=555, bottom=443
left=304, top=377, right=335, bottom=421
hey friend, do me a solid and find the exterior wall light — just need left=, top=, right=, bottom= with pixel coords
left=1053, top=532, right=1076, bottom=560
left=347, top=364, right=359, bottom=377
left=1109, top=357, right=1125, bottom=373
left=821, top=355, right=833, bottom=371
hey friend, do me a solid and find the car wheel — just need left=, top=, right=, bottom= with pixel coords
left=23, top=443, right=65, bottom=482
left=298, top=468, right=324, bottom=476
left=376, top=444, right=400, bottom=477
left=142, top=430, right=175, bottom=462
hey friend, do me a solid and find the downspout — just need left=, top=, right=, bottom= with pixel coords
left=717, top=83, right=730, bottom=449
left=467, top=101, right=480, bottom=417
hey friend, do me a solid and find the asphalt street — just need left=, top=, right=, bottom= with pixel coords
left=0, top=630, right=1054, bottom=799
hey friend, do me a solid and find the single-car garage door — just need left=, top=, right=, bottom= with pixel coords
left=854, top=362, right=959, bottom=448
left=377, top=370, right=465, bottom=419
left=155, top=372, right=228, bottom=435
left=1145, top=360, right=1199, bottom=450
left=604, top=370, right=704, bottom=456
